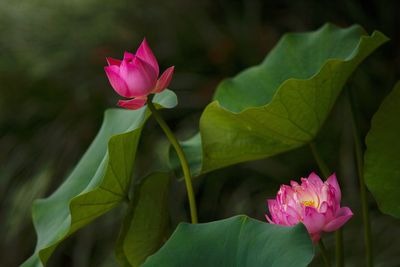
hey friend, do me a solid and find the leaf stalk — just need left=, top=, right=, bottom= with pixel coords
left=347, top=89, right=373, bottom=267
left=319, top=239, right=332, bottom=267
left=147, top=99, right=198, bottom=224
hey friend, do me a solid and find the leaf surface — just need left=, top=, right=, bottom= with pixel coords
left=142, top=216, right=314, bottom=267
left=170, top=24, right=388, bottom=175
left=364, top=82, right=400, bottom=218
left=116, top=172, right=171, bottom=267
left=22, top=90, right=177, bottom=267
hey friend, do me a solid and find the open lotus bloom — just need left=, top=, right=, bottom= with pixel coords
left=266, top=172, right=353, bottom=243
left=104, top=38, right=174, bottom=110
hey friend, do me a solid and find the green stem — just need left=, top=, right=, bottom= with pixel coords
left=319, top=239, right=332, bottom=267
left=147, top=99, right=198, bottom=224
left=347, top=89, right=373, bottom=267
left=310, top=142, right=344, bottom=267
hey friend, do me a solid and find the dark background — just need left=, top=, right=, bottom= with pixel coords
left=1, top=0, right=399, bottom=266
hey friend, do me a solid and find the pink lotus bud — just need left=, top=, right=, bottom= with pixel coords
left=104, top=38, right=175, bottom=110
left=265, top=172, right=353, bottom=243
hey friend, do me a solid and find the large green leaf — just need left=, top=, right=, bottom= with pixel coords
left=364, top=82, right=400, bottom=218
left=142, top=215, right=314, bottom=267
left=116, top=172, right=171, bottom=267
left=22, top=90, right=177, bottom=267
left=171, top=24, right=388, bottom=175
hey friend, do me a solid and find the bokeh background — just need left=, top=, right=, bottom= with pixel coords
left=1, top=0, right=399, bottom=266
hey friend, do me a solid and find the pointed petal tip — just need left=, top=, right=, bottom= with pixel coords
left=106, top=57, right=122, bottom=66
left=339, top=206, right=353, bottom=217
left=326, top=173, right=338, bottom=183
left=322, top=207, right=353, bottom=232
left=136, top=38, right=159, bottom=76
left=308, top=171, right=322, bottom=180
left=123, top=51, right=135, bottom=60
left=153, top=66, right=175, bottom=93
left=326, top=173, right=341, bottom=202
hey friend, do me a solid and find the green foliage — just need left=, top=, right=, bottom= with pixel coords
left=20, top=23, right=396, bottom=267
left=171, top=24, right=388, bottom=175
left=365, top=82, right=400, bottom=218
left=142, top=216, right=314, bottom=267
left=22, top=91, right=177, bottom=267
left=116, top=172, right=171, bottom=267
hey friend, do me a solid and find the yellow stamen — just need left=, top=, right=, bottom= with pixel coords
left=302, top=200, right=316, bottom=207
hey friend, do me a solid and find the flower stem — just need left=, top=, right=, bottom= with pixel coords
left=347, top=89, right=373, bottom=267
left=147, top=99, right=198, bottom=224
left=310, top=142, right=344, bottom=267
left=319, top=239, right=332, bottom=267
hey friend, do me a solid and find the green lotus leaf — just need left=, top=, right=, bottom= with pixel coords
left=170, top=23, right=388, bottom=175
left=115, top=172, right=171, bottom=267
left=142, top=215, right=314, bottom=267
left=364, top=82, right=400, bottom=218
left=22, top=90, right=177, bottom=267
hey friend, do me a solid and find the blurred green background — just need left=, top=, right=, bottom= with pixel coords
left=0, top=0, right=399, bottom=266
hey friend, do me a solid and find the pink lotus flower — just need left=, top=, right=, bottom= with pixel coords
left=265, top=172, right=353, bottom=243
left=104, top=38, right=174, bottom=110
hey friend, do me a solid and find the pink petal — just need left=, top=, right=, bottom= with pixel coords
left=299, top=178, right=319, bottom=197
left=321, top=204, right=336, bottom=223
left=267, top=199, right=278, bottom=214
left=322, top=207, right=353, bottom=232
left=153, top=66, right=175, bottom=93
left=318, top=201, right=329, bottom=213
left=106, top=57, right=122, bottom=66
left=267, top=199, right=282, bottom=225
left=285, top=205, right=301, bottom=225
left=124, top=52, right=135, bottom=61
left=265, top=214, right=274, bottom=224
left=285, top=190, right=300, bottom=211
left=104, top=66, right=131, bottom=98
left=307, top=172, right=324, bottom=188
left=136, top=38, right=159, bottom=77
left=302, top=206, right=325, bottom=235
left=277, top=184, right=295, bottom=201
left=326, top=173, right=341, bottom=203
left=318, top=182, right=329, bottom=201
left=119, top=57, right=157, bottom=97
left=117, top=97, right=147, bottom=110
